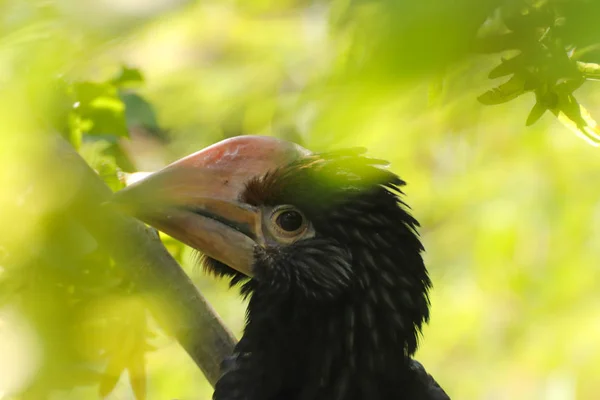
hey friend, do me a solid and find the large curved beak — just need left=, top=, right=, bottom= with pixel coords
left=112, top=135, right=310, bottom=276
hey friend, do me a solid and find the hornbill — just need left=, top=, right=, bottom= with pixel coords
left=114, top=135, right=450, bottom=400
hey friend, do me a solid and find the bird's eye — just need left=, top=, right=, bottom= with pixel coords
left=268, top=206, right=311, bottom=242
left=276, top=210, right=304, bottom=232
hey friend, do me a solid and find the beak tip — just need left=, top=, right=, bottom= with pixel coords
left=110, top=182, right=150, bottom=216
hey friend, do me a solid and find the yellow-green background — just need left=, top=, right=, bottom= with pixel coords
left=1, top=1, right=599, bottom=399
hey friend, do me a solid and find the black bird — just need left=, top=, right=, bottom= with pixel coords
left=115, top=136, right=450, bottom=400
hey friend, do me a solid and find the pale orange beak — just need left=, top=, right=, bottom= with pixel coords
left=112, top=135, right=310, bottom=276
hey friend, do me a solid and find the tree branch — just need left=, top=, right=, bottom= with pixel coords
left=55, top=136, right=237, bottom=386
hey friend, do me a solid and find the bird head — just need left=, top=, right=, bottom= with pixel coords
left=114, top=135, right=431, bottom=355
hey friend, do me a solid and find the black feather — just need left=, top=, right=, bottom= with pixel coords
left=206, top=150, right=448, bottom=400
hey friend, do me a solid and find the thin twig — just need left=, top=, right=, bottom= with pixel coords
left=55, top=136, right=237, bottom=387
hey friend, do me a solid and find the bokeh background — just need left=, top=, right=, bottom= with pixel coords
left=1, top=0, right=600, bottom=399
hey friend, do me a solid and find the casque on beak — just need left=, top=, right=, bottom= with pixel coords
left=112, top=135, right=310, bottom=277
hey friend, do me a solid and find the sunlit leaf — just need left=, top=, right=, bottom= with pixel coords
left=67, top=112, right=90, bottom=150
left=551, top=93, right=600, bottom=146
left=128, top=352, right=147, bottom=400
left=577, top=61, right=600, bottom=80
left=79, top=139, right=126, bottom=191
left=70, top=82, right=129, bottom=138
left=66, top=366, right=105, bottom=388
left=99, top=358, right=124, bottom=398
left=93, top=296, right=153, bottom=400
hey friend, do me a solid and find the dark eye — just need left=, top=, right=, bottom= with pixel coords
left=276, top=210, right=304, bottom=232
left=268, top=206, right=313, bottom=243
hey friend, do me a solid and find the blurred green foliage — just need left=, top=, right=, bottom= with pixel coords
left=476, top=1, right=600, bottom=144
left=0, top=0, right=599, bottom=399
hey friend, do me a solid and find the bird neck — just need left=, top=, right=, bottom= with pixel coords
left=237, top=281, right=427, bottom=399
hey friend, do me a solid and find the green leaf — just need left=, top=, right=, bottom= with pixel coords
left=526, top=100, right=548, bottom=126
left=95, top=158, right=126, bottom=192
left=551, top=92, right=600, bottom=146
left=104, top=141, right=137, bottom=173
left=79, top=139, right=126, bottom=191
left=121, top=92, right=161, bottom=133
left=477, top=74, right=529, bottom=105
left=99, top=358, right=124, bottom=398
left=488, top=53, right=526, bottom=79
left=576, top=61, right=600, bottom=80
left=128, top=353, right=147, bottom=400
left=66, top=112, right=85, bottom=149
left=111, top=66, right=145, bottom=88
left=96, top=296, right=153, bottom=400
left=70, top=82, right=129, bottom=138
